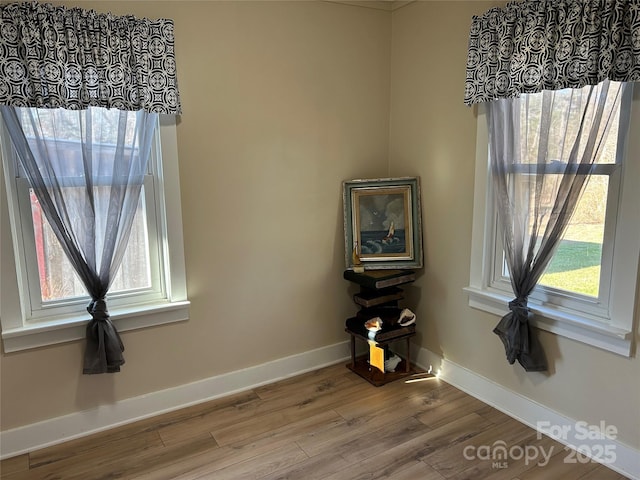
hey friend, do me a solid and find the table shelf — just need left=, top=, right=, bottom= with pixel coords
left=344, top=326, right=416, bottom=387
left=343, top=269, right=418, bottom=387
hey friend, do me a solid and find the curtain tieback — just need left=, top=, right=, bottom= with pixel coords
left=508, top=297, right=530, bottom=323
left=87, top=298, right=109, bottom=322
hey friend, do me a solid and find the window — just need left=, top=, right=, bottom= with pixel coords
left=0, top=112, right=189, bottom=352
left=466, top=83, right=640, bottom=356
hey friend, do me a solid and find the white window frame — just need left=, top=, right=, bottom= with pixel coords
left=0, top=114, right=189, bottom=353
left=465, top=85, right=640, bottom=357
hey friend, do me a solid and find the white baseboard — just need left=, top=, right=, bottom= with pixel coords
left=412, top=347, right=640, bottom=480
left=4, top=340, right=637, bottom=480
left=0, top=341, right=351, bottom=460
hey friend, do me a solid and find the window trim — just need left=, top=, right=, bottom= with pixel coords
left=490, top=171, right=618, bottom=322
left=0, top=114, right=189, bottom=353
left=13, top=174, right=165, bottom=317
left=465, top=86, right=639, bottom=357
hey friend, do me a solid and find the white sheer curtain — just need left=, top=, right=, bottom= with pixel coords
left=486, top=81, right=627, bottom=371
left=0, top=106, right=157, bottom=373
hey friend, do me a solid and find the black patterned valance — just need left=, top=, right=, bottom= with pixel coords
left=0, top=2, right=181, bottom=114
left=464, top=0, right=640, bottom=105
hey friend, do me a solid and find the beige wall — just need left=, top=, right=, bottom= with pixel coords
left=1, top=0, right=639, bottom=455
left=0, top=0, right=391, bottom=430
left=389, top=1, right=640, bottom=451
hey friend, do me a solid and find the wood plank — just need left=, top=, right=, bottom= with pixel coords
left=578, top=465, right=631, bottom=480
left=318, top=413, right=492, bottom=480
left=160, top=369, right=359, bottom=447
left=386, top=461, right=446, bottom=480
left=177, top=442, right=308, bottom=480
left=210, top=380, right=373, bottom=446
left=333, top=374, right=447, bottom=421
left=515, top=445, right=600, bottom=480
left=4, top=430, right=164, bottom=480
left=0, top=456, right=28, bottom=476
left=90, top=433, right=219, bottom=480
left=29, top=389, right=256, bottom=467
left=322, top=451, right=427, bottom=480
left=319, top=414, right=490, bottom=480
left=0, top=364, right=629, bottom=480
left=228, top=409, right=346, bottom=452
left=130, top=443, right=258, bottom=480
left=253, top=363, right=356, bottom=401
left=337, top=417, right=432, bottom=464
left=421, top=416, right=535, bottom=477
left=157, top=395, right=265, bottom=447
left=294, top=397, right=429, bottom=457
left=132, top=410, right=342, bottom=480
left=415, top=388, right=490, bottom=429
left=448, top=433, right=566, bottom=480
left=258, top=450, right=352, bottom=480
left=474, top=403, right=518, bottom=425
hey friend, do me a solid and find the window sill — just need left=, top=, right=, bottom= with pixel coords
left=463, top=286, right=632, bottom=357
left=1, top=300, right=190, bottom=353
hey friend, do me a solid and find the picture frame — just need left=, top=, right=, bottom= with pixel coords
left=343, top=177, right=423, bottom=270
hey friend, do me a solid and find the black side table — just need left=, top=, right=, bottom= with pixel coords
left=344, top=322, right=416, bottom=387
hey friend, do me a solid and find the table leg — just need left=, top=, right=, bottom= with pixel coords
left=405, top=337, right=411, bottom=373
left=350, top=334, right=356, bottom=368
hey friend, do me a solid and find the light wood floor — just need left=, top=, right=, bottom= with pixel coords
left=0, top=363, right=630, bottom=480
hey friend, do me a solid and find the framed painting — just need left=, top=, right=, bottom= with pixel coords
left=343, top=177, right=423, bottom=270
